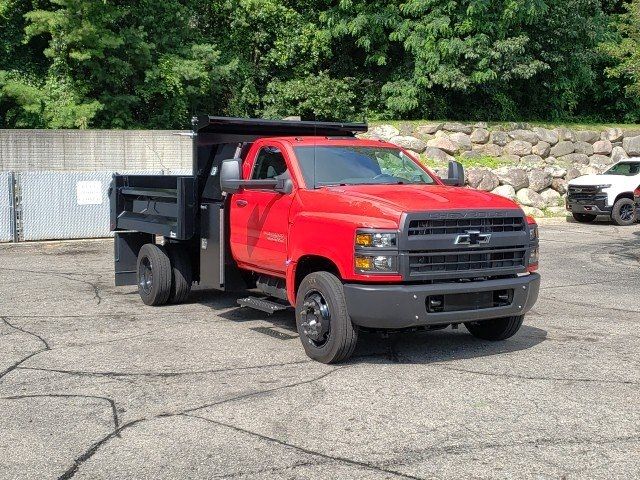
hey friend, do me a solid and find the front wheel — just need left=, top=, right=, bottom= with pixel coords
left=295, top=272, right=358, bottom=364
left=572, top=212, right=596, bottom=223
left=465, top=316, right=524, bottom=341
left=611, top=198, right=636, bottom=226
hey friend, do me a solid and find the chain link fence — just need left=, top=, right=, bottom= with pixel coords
left=0, top=170, right=189, bottom=242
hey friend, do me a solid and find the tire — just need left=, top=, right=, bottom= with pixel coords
left=611, top=197, right=636, bottom=226
left=464, top=316, right=524, bottom=341
left=295, top=271, right=358, bottom=364
left=136, top=243, right=172, bottom=306
left=167, top=245, right=192, bottom=304
left=572, top=212, right=596, bottom=223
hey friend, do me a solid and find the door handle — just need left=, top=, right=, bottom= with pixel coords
left=236, top=199, right=248, bottom=207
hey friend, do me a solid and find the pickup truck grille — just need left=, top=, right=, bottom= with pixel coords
left=567, top=185, right=599, bottom=201
left=408, top=246, right=527, bottom=276
left=400, top=210, right=531, bottom=281
left=408, top=217, right=524, bottom=236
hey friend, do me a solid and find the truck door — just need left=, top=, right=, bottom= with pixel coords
left=230, top=144, right=293, bottom=275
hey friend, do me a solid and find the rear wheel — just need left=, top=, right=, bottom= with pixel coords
left=572, top=212, right=596, bottom=223
left=295, top=271, right=358, bottom=364
left=611, top=198, right=636, bottom=226
left=465, top=316, right=524, bottom=341
left=137, top=243, right=172, bottom=306
left=167, top=245, right=192, bottom=304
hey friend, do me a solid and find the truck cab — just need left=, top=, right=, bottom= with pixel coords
left=567, top=159, right=640, bottom=226
left=110, top=117, right=540, bottom=363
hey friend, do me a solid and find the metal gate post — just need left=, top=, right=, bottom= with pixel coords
left=8, top=172, right=20, bottom=242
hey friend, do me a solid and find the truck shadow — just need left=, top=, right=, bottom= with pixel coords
left=197, top=290, right=548, bottom=365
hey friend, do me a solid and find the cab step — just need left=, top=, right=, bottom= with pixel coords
left=237, top=296, right=289, bottom=315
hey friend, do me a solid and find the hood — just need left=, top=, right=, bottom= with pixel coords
left=321, top=184, right=521, bottom=213
left=568, top=174, right=619, bottom=186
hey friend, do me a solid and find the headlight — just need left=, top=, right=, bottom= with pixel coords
left=355, top=255, right=398, bottom=273
left=529, top=224, right=538, bottom=241
left=355, top=231, right=397, bottom=248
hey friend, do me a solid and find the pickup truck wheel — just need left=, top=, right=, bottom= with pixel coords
left=295, top=272, right=358, bottom=364
left=611, top=198, right=636, bottom=226
left=572, top=212, right=596, bottom=223
left=137, top=243, right=172, bottom=306
left=167, top=245, right=192, bottom=304
left=464, top=316, right=524, bottom=341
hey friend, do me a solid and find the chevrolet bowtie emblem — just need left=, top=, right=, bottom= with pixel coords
left=454, top=230, right=491, bottom=246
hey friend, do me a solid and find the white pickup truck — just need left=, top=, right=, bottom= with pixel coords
left=567, top=159, right=640, bottom=226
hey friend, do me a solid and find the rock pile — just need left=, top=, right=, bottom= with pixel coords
left=362, top=122, right=638, bottom=217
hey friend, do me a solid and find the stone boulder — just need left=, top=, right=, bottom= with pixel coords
left=551, top=178, right=567, bottom=194
left=497, top=168, right=528, bottom=190
left=504, top=140, right=533, bottom=156
left=517, top=188, right=546, bottom=209
left=491, top=184, right=517, bottom=200
left=622, top=135, right=640, bottom=156
left=575, top=130, right=599, bottom=143
left=592, top=140, right=612, bottom=155
left=544, top=166, right=567, bottom=178
left=490, top=131, right=510, bottom=147
left=540, top=188, right=562, bottom=206
left=521, top=206, right=545, bottom=218
left=509, top=129, right=538, bottom=144
left=443, top=122, right=472, bottom=134
left=528, top=168, right=553, bottom=192
left=602, top=128, right=623, bottom=142
left=475, top=143, right=503, bottom=157
left=470, top=128, right=490, bottom=144
left=532, top=141, right=550, bottom=158
left=369, top=124, right=399, bottom=140
left=389, top=135, right=427, bottom=153
left=532, top=127, right=559, bottom=145
left=611, top=146, right=629, bottom=163
left=573, top=141, right=594, bottom=156
left=554, top=127, right=576, bottom=142
left=589, top=154, right=613, bottom=166
left=415, top=124, right=443, bottom=137
left=449, top=132, right=472, bottom=151
left=565, top=167, right=582, bottom=181
left=550, top=140, right=575, bottom=157
left=467, top=168, right=500, bottom=191
left=557, top=153, right=590, bottom=165
left=427, top=137, right=458, bottom=155
left=520, top=155, right=545, bottom=168
left=423, top=147, right=455, bottom=164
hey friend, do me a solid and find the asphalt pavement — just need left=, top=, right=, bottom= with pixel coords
left=0, top=218, right=639, bottom=479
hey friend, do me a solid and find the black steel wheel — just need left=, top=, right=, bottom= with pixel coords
left=465, top=315, right=524, bottom=341
left=612, top=198, right=636, bottom=226
left=295, top=271, right=357, bottom=364
left=572, top=212, right=596, bottom=223
left=136, top=243, right=172, bottom=306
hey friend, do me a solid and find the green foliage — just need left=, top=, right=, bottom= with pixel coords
left=0, top=0, right=638, bottom=128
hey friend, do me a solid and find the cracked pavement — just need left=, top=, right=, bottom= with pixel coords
left=0, top=219, right=639, bottom=479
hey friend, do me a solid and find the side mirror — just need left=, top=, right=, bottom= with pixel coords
left=220, top=158, right=242, bottom=194
left=442, top=161, right=465, bottom=187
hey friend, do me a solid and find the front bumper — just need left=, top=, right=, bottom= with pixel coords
left=344, top=273, right=540, bottom=329
left=566, top=195, right=611, bottom=215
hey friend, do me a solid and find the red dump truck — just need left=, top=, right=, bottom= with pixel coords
left=109, top=117, right=540, bottom=363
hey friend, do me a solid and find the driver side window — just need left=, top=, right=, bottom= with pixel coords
left=252, top=146, right=288, bottom=180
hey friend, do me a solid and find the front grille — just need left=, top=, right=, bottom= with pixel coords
left=567, top=185, right=601, bottom=202
left=408, top=246, right=526, bottom=276
left=408, top=217, right=524, bottom=236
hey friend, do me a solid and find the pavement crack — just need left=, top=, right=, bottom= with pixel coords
left=183, top=413, right=425, bottom=480
left=437, top=365, right=638, bottom=385
left=1, top=268, right=102, bottom=305
left=0, top=317, right=51, bottom=381
left=57, top=419, right=143, bottom=480
left=17, top=359, right=312, bottom=379
left=2, top=393, right=120, bottom=432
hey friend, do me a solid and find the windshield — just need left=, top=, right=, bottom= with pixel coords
left=294, top=146, right=436, bottom=188
left=605, top=162, right=640, bottom=176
